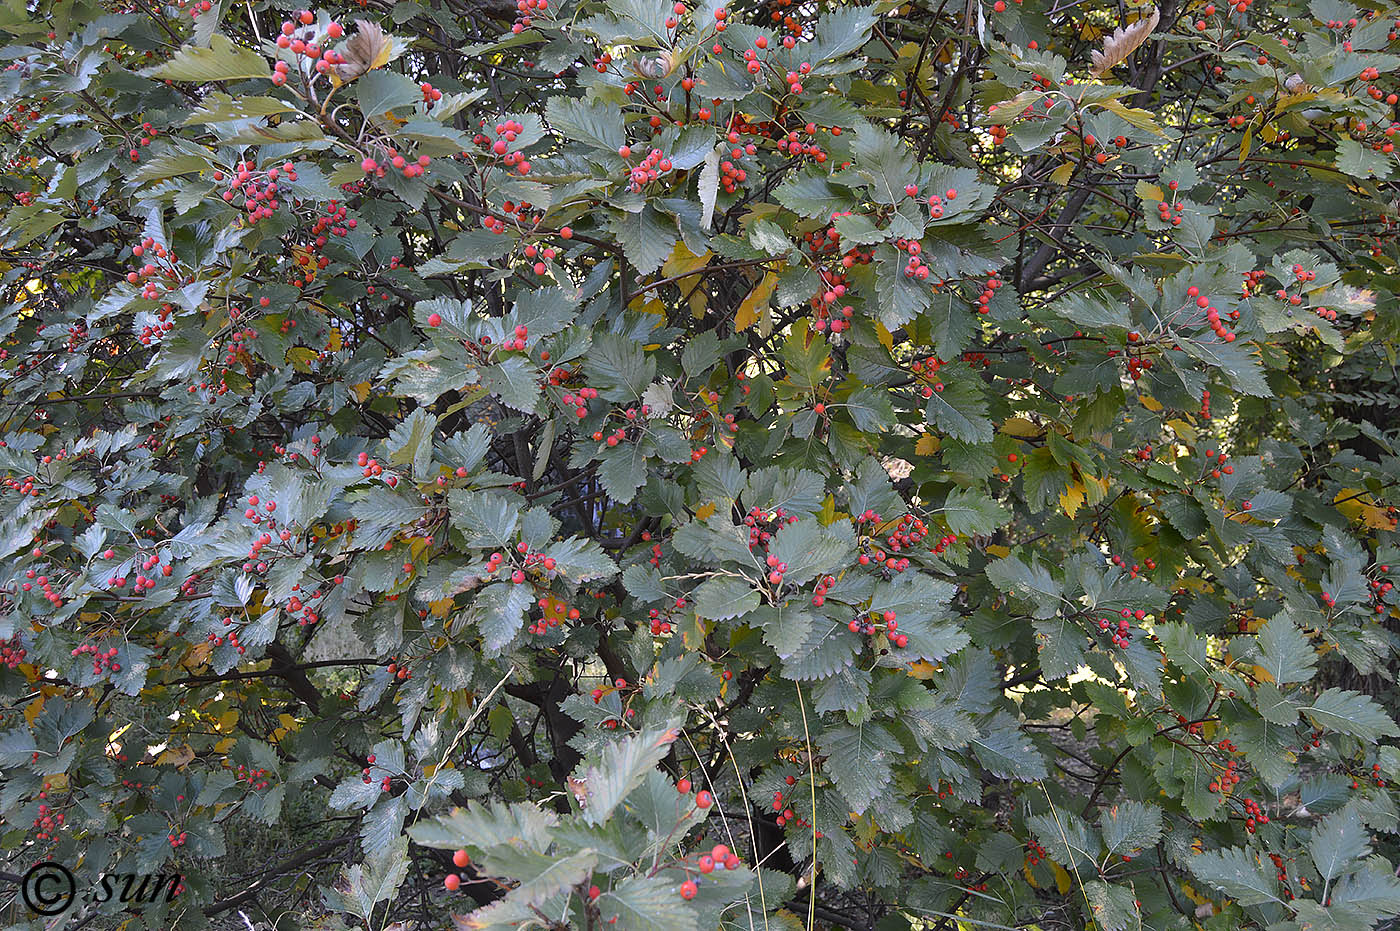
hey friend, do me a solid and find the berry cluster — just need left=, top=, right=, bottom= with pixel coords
left=126, top=121, right=159, bottom=162
left=73, top=643, right=121, bottom=675
left=646, top=607, right=674, bottom=635
left=1096, top=608, right=1144, bottom=648
left=510, top=0, right=549, bottom=33
left=527, top=596, right=579, bottom=635
left=678, top=842, right=744, bottom=900
left=854, top=511, right=917, bottom=575
left=125, top=237, right=185, bottom=301
left=206, top=625, right=246, bottom=653
left=213, top=160, right=297, bottom=223
left=618, top=145, right=673, bottom=192
left=743, top=505, right=799, bottom=551
left=360, top=752, right=394, bottom=790
left=560, top=385, right=599, bottom=419
left=486, top=542, right=557, bottom=585
left=442, top=848, right=472, bottom=891
left=846, top=608, right=908, bottom=647
left=31, top=801, right=65, bottom=841
left=235, top=763, right=272, bottom=790
left=0, top=633, right=25, bottom=669
left=471, top=119, right=531, bottom=176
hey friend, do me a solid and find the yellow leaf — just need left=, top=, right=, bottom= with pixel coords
left=906, top=660, right=938, bottom=679
left=1000, top=417, right=1042, bottom=438
left=24, top=695, right=45, bottom=724
left=156, top=744, right=196, bottom=768
left=278, top=713, right=299, bottom=731
left=1082, top=473, right=1112, bottom=505
left=915, top=434, right=940, bottom=456
left=216, top=710, right=239, bottom=733
left=874, top=321, right=894, bottom=351
left=696, top=501, right=717, bottom=521
left=1050, top=161, right=1075, bottom=185
left=350, top=382, right=372, bottom=403
left=1052, top=861, right=1073, bottom=894
left=689, top=291, right=708, bottom=320
left=734, top=271, right=778, bottom=332
left=986, top=544, right=1011, bottom=558
left=661, top=241, right=712, bottom=280
left=214, top=737, right=235, bottom=755
left=286, top=346, right=318, bottom=373
left=1334, top=488, right=1396, bottom=530
left=1167, top=418, right=1196, bottom=443
left=326, top=327, right=343, bottom=352
left=430, top=597, right=455, bottom=618
left=1139, top=393, right=1163, bottom=412
left=1060, top=481, right=1087, bottom=518
left=1101, top=98, right=1166, bottom=136
left=851, top=813, right=878, bottom=846
left=1134, top=180, right=1165, bottom=203
left=1024, top=865, right=1039, bottom=889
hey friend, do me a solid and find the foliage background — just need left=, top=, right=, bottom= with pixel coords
left=0, top=0, right=1399, bottom=928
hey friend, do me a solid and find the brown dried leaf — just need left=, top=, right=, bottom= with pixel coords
left=1089, top=7, right=1160, bottom=77
left=331, top=20, right=392, bottom=84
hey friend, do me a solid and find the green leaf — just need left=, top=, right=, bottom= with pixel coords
left=984, top=555, right=1062, bottom=618
left=450, top=490, right=520, bottom=548
left=692, top=576, right=760, bottom=620
left=545, top=95, right=624, bottom=151
left=598, top=441, right=649, bottom=504
left=774, top=172, right=850, bottom=219
left=768, top=518, right=854, bottom=586
left=1302, top=689, right=1400, bottom=741
left=584, top=333, right=657, bottom=401
left=972, top=713, right=1048, bottom=780
left=843, top=385, right=896, bottom=432
left=1178, top=338, right=1272, bottom=397
left=183, top=93, right=294, bottom=124
left=941, top=488, right=1008, bottom=536
left=356, top=69, right=423, bottom=116
left=142, top=34, right=270, bottom=81
left=385, top=408, right=436, bottom=481
left=780, top=327, right=831, bottom=391
left=874, top=242, right=931, bottom=330
left=474, top=582, right=532, bottom=653
left=483, top=356, right=541, bottom=414
left=1336, top=137, right=1392, bottom=179
left=1256, top=613, right=1317, bottom=685
left=1099, top=799, right=1162, bottom=855
left=1033, top=616, right=1087, bottom=679
left=1311, top=806, right=1370, bottom=882
left=487, top=847, right=598, bottom=905
left=542, top=537, right=616, bottom=583
left=571, top=719, right=681, bottom=825
left=610, top=205, right=677, bottom=275
left=924, top=376, right=993, bottom=444
left=1187, top=847, right=1283, bottom=906
left=597, top=875, right=698, bottom=931
left=1083, top=880, right=1140, bottom=931
left=1026, top=806, right=1098, bottom=868
left=820, top=722, right=902, bottom=814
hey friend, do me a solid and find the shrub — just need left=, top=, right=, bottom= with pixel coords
left=1, top=0, right=1399, bottom=929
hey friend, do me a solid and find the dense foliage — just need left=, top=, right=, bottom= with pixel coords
left=2, top=0, right=1400, bottom=927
